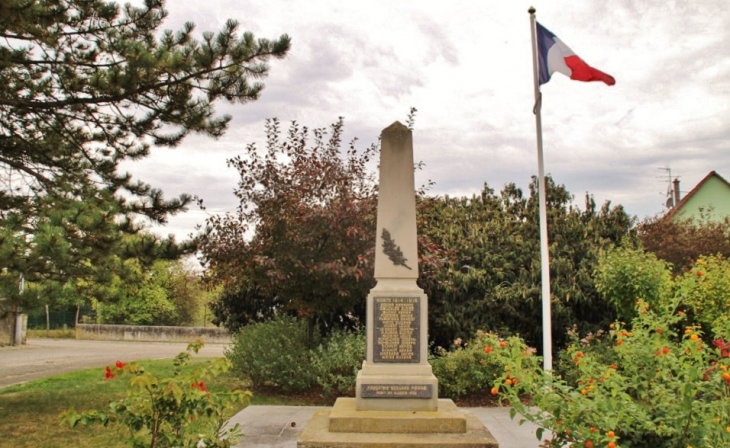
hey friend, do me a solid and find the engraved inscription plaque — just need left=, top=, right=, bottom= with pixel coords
left=373, top=297, right=420, bottom=363
left=361, top=384, right=433, bottom=398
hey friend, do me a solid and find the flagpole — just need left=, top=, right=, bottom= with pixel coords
left=528, top=6, right=553, bottom=372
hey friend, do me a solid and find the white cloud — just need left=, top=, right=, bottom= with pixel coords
left=119, top=0, right=730, bottom=240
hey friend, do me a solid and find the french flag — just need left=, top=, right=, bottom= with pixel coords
left=536, top=22, right=615, bottom=86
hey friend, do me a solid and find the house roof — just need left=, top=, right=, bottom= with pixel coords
left=664, top=171, right=730, bottom=221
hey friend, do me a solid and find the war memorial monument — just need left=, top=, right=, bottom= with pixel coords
left=298, top=122, right=499, bottom=447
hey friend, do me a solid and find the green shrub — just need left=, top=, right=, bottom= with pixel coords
left=594, top=245, right=673, bottom=321
left=226, top=315, right=316, bottom=392
left=431, top=331, right=533, bottom=399
left=311, top=328, right=365, bottom=397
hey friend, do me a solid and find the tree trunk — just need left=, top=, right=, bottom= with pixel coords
left=307, top=316, right=315, bottom=348
left=45, top=305, right=50, bottom=337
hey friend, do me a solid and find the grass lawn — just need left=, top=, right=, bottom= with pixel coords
left=0, top=357, right=316, bottom=448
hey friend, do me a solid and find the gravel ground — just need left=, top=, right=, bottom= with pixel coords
left=0, top=338, right=228, bottom=388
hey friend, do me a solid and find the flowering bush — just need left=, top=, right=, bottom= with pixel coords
left=62, top=340, right=250, bottom=448
left=430, top=331, right=540, bottom=399
left=676, top=255, right=730, bottom=338
left=490, top=298, right=730, bottom=448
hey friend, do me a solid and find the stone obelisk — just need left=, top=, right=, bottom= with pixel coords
left=297, top=122, right=498, bottom=448
left=355, top=121, right=439, bottom=412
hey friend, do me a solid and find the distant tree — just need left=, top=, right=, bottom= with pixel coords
left=200, top=118, right=377, bottom=338
left=637, top=214, right=730, bottom=274
left=93, top=258, right=206, bottom=326
left=419, top=177, right=636, bottom=351
left=0, top=0, right=290, bottom=310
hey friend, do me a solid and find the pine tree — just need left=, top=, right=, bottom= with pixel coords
left=0, top=0, right=290, bottom=308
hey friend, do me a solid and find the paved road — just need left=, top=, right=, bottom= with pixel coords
left=0, top=338, right=228, bottom=388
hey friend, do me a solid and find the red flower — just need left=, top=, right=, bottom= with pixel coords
left=713, top=339, right=730, bottom=358
left=115, top=360, right=125, bottom=369
left=191, top=381, right=207, bottom=392
left=104, top=366, right=115, bottom=380
left=697, top=270, right=703, bottom=277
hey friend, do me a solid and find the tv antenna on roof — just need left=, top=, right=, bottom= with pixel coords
left=657, top=167, right=679, bottom=209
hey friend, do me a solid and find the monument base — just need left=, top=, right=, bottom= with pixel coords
left=297, top=398, right=499, bottom=448
left=355, top=369, right=439, bottom=412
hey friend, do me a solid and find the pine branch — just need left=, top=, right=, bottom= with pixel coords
left=381, top=228, right=412, bottom=270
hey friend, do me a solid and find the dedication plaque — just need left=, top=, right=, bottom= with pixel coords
left=373, top=297, right=420, bottom=363
left=361, top=384, right=433, bottom=398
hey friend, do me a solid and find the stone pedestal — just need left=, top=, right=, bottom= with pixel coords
left=297, top=122, right=498, bottom=447
left=298, top=398, right=499, bottom=447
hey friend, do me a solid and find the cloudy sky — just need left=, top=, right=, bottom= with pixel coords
left=123, top=0, right=730, bottom=241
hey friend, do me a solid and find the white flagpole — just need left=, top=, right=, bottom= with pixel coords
left=528, top=7, right=553, bottom=371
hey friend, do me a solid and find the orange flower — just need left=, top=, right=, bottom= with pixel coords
left=484, top=346, right=492, bottom=354
left=608, top=443, right=616, bottom=448
left=607, top=430, right=615, bottom=438
left=490, top=387, right=498, bottom=396
left=499, top=341, right=507, bottom=348
left=585, top=441, right=593, bottom=448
